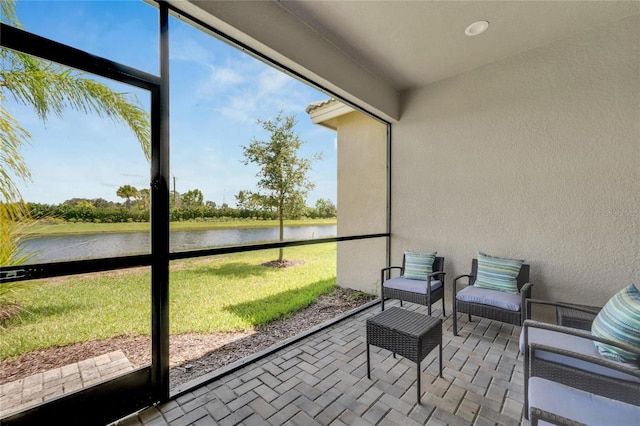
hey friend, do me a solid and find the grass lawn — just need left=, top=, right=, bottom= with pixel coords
left=22, top=218, right=337, bottom=236
left=0, top=243, right=337, bottom=361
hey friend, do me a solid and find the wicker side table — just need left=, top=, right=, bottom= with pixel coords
left=366, top=307, right=442, bottom=403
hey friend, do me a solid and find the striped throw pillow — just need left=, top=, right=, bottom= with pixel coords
left=591, top=284, right=640, bottom=363
left=473, top=252, right=524, bottom=294
left=403, top=251, right=436, bottom=281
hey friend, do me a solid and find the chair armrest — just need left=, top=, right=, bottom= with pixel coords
left=453, top=273, right=473, bottom=283
left=452, top=273, right=473, bottom=301
left=380, top=266, right=403, bottom=283
left=452, top=273, right=472, bottom=293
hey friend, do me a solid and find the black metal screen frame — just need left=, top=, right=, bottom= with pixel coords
left=0, top=0, right=392, bottom=423
left=161, top=0, right=393, bottom=273
left=0, top=3, right=168, bottom=423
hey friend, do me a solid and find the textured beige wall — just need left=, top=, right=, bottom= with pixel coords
left=392, top=15, right=639, bottom=310
left=336, top=111, right=388, bottom=294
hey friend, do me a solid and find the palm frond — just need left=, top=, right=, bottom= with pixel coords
left=0, top=206, right=32, bottom=265
left=0, top=103, right=31, bottom=208
left=0, top=0, right=20, bottom=27
left=1, top=50, right=151, bottom=159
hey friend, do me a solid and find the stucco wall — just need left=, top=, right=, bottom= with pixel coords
left=336, top=111, right=388, bottom=295
left=392, top=14, right=639, bottom=313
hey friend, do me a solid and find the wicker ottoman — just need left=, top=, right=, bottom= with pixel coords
left=366, top=307, right=443, bottom=403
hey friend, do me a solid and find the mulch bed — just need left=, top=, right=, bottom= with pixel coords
left=0, top=287, right=376, bottom=388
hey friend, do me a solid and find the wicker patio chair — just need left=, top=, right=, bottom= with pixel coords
left=380, top=254, right=445, bottom=315
left=452, top=258, right=531, bottom=336
left=522, top=319, right=640, bottom=422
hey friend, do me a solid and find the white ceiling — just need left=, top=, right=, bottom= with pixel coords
left=276, top=1, right=639, bottom=92
left=177, top=1, right=639, bottom=120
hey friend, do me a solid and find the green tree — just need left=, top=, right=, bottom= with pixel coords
left=116, top=185, right=139, bottom=210
left=76, top=200, right=95, bottom=210
left=92, top=198, right=113, bottom=209
left=182, top=189, right=204, bottom=209
left=170, top=191, right=181, bottom=209
left=235, top=190, right=249, bottom=210
left=235, top=190, right=262, bottom=211
left=242, top=112, right=321, bottom=262
left=0, top=0, right=150, bottom=265
left=136, top=188, right=150, bottom=210
left=315, top=198, right=337, bottom=218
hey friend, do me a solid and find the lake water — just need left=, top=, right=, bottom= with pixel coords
left=20, top=225, right=337, bottom=264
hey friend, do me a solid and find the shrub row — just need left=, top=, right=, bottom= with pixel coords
left=25, top=203, right=334, bottom=223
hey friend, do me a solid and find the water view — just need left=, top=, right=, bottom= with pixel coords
left=20, top=225, right=337, bottom=263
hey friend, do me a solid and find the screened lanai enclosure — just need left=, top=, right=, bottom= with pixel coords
left=0, top=1, right=388, bottom=423
left=1, top=1, right=638, bottom=425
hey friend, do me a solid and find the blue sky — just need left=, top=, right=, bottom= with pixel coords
left=8, top=0, right=337, bottom=206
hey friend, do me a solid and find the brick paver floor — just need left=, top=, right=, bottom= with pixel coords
left=113, top=303, right=526, bottom=425
left=0, top=350, right=134, bottom=419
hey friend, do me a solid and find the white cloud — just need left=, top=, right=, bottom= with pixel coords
left=182, top=50, right=319, bottom=125
left=213, top=66, right=244, bottom=85
left=257, top=68, right=290, bottom=95
left=177, top=55, right=307, bottom=128
left=170, top=32, right=215, bottom=65
left=218, top=93, right=259, bottom=123
left=196, top=63, right=245, bottom=102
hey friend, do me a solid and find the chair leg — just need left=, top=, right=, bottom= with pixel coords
left=381, top=296, right=385, bottom=311
left=453, top=313, right=458, bottom=336
left=453, top=303, right=458, bottom=336
left=468, top=313, right=472, bottom=322
left=400, top=300, right=403, bottom=307
left=442, top=297, right=446, bottom=316
left=524, top=390, right=529, bottom=419
left=428, top=303, right=432, bottom=316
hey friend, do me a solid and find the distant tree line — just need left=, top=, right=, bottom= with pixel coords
left=22, top=185, right=336, bottom=223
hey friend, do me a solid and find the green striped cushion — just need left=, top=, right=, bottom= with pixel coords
left=474, top=252, right=524, bottom=294
left=403, top=251, right=436, bottom=281
left=591, top=284, right=640, bottom=363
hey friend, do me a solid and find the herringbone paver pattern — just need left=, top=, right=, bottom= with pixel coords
left=114, top=303, right=526, bottom=425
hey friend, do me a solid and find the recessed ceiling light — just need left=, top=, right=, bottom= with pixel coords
left=465, top=20, right=489, bottom=36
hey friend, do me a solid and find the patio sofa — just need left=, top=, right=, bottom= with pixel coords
left=521, top=287, right=640, bottom=424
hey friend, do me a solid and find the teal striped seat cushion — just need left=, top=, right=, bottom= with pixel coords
left=591, top=283, right=640, bottom=363
left=474, top=251, right=524, bottom=294
left=403, top=251, right=436, bottom=281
